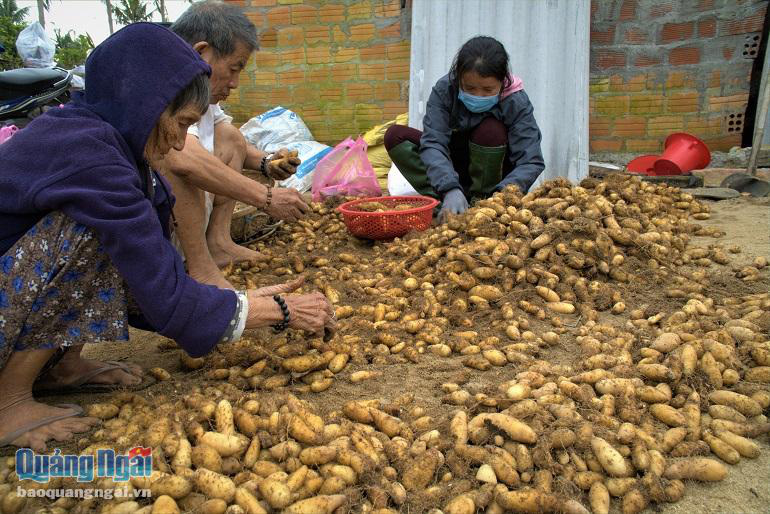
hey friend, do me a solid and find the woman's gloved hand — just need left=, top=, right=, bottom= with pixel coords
left=438, top=188, right=468, bottom=223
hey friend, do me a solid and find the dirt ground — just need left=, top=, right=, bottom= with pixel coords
left=657, top=195, right=770, bottom=514
left=3, top=193, right=770, bottom=513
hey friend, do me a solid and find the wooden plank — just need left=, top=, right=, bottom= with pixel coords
left=233, top=204, right=259, bottom=220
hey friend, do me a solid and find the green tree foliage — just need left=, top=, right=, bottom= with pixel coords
left=112, top=0, right=153, bottom=25
left=53, top=28, right=93, bottom=69
left=0, top=0, right=29, bottom=24
left=0, top=16, right=25, bottom=70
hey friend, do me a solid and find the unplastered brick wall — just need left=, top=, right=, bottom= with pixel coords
left=590, top=0, right=766, bottom=154
left=222, top=0, right=765, bottom=152
left=222, top=0, right=410, bottom=145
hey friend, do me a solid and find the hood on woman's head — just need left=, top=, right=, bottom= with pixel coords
left=73, top=22, right=211, bottom=164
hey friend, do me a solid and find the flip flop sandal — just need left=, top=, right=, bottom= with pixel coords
left=0, top=403, right=84, bottom=448
left=33, top=361, right=156, bottom=396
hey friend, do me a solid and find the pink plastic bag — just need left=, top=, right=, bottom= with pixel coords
left=0, top=125, right=18, bottom=145
left=311, top=137, right=382, bottom=202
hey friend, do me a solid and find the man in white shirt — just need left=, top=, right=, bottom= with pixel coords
left=162, top=0, right=308, bottom=289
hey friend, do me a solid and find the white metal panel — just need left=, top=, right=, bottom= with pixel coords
left=759, top=38, right=770, bottom=147
left=409, top=0, right=590, bottom=186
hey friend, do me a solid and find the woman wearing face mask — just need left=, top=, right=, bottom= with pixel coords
left=385, top=36, right=545, bottom=220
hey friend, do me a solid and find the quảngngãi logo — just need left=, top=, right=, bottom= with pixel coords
left=15, top=447, right=152, bottom=483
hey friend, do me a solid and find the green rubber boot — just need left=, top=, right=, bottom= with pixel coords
left=387, top=141, right=440, bottom=199
left=468, top=142, right=507, bottom=200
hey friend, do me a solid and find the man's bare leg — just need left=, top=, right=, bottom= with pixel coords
left=0, top=349, right=99, bottom=452
left=207, top=122, right=265, bottom=267
left=159, top=158, right=233, bottom=289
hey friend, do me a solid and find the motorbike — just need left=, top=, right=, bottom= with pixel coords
left=0, top=44, right=73, bottom=126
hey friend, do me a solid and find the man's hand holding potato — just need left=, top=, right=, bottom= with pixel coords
left=267, top=149, right=301, bottom=180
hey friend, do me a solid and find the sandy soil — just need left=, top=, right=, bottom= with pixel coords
left=658, top=195, right=770, bottom=514
left=3, top=194, right=769, bottom=513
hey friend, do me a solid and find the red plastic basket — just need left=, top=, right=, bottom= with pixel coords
left=337, top=195, right=440, bottom=240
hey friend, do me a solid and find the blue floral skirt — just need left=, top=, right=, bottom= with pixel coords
left=0, top=212, right=129, bottom=371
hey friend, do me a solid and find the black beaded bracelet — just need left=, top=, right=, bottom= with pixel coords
left=272, top=294, right=290, bottom=332
left=260, top=154, right=273, bottom=178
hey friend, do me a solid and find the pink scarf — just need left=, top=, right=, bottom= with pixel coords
left=501, top=73, right=524, bottom=99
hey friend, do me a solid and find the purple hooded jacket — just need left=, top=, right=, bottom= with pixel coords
left=0, top=23, right=236, bottom=357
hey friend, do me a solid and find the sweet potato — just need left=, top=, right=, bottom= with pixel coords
left=150, top=475, right=192, bottom=500
left=200, top=432, right=248, bottom=458
left=214, top=400, right=234, bottom=435
left=283, top=354, right=327, bottom=373
left=486, top=414, right=537, bottom=444
left=709, top=390, right=762, bottom=417
left=350, top=370, right=382, bottom=383
left=234, top=487, right=267, bottom=514
left=87, top=403, right=119, bottom=420
left=402, top=449, right=442, bottom=491
left=194, top=469, right=236, bottom=502
left=591, top=437, right=632, bottom=477
left=716, top=430, right=760, bottom=458
left=288, top=415, right=323, bottom=445
left=703, top=432, right=740, bottom=464
left=536, top=286, right=560, bottom=303
left=650, top=404, right=686, bottom=427
left=622, top=489, right=647, bottom=514
left=450, top=410, right=469, bottom=445
left=546, top=302, right=575, bottom=314
left=444, top=494, right=476, bottom=514
left=589, top=482, right=610, bottom=514
left=606, top=478, right=637, bottom=497
left=469, top=285, right=503, bottom=301
left=476, top=464, right=497, bottom=484
left=149, top=367, right=171, bottom=381
left=744, top=366, right=770, bottom=383
left=151, top=495, right=180, bottom=514
left=327, top=353, right=349, bottom=373
left=192, top=444, right=223, bottom=473
left=283, top=494, right=347, bottom=514
left=495, top=488, right=559, bottom=513
left=651, top=333, right=681, bottom=353
left=664, top=458, right=727, bottom=481
left=299, top=446, right=337, bottom=466
left=681, top=344, right=697, bottom=376
left=171, top=437, right=192, bottom=472
left=257, top=478, right=292, bottom=509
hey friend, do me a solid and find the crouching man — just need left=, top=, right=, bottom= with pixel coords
left=164, top=0, right=308, bottom=289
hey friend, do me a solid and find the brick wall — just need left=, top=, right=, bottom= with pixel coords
left=222, top=0, right=410, bottom=145
left=590, top=0, right=767, bottom=154
left=222, top=0, right=765, bottom=153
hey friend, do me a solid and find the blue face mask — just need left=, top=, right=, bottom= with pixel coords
left=458, top=89, right=499, bottom=113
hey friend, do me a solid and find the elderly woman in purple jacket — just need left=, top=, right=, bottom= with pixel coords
left=385, top=36, right=545, bottom=221
left=0, top=24, right=334, bottom=451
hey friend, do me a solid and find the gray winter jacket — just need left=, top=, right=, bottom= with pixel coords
left=419, top=73, right=545, bottom=194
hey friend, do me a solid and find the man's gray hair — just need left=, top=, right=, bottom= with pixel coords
left=171, top=0, right=258, bottom=56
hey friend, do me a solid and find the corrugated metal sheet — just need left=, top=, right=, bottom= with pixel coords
left=408, top=0, right=590, bottom=187
left=759, top=38, right=770, bottom=147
